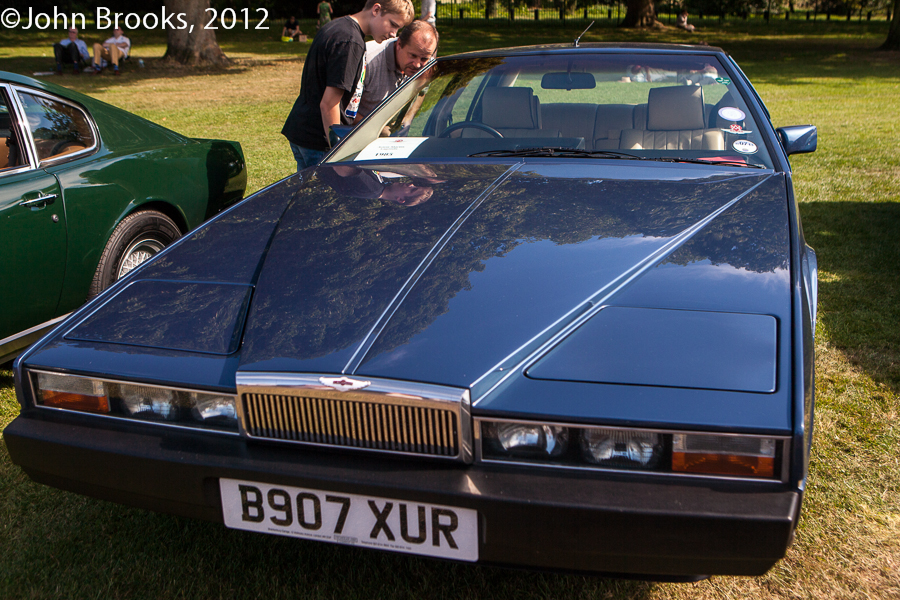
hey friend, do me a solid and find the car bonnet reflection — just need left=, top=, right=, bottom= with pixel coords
left=238, top=163, right=512, bottom=373
left=240, top=163, right=786, bottom=389
left=355, top=167, right=785, bottom=386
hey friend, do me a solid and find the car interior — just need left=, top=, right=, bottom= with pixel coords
left=449, top=83, right=732, bottom=152
left=0, top=92, right=25, bottom=171
left=329, top=52, right=773, bottom=168
left=18, top=92, right=93, bottom=162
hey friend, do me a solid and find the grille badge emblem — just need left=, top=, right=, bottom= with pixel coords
left=319, top=376, right=371, bottom=392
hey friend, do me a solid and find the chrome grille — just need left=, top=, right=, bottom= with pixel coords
left=242, top=393, right=459, bottom=456
left=236, top=373, right=472, bottom=462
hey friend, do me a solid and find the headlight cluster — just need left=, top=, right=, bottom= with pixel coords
left=479, top=419, right=783, bottom=480
left=31, top=371, right=238, bottom=432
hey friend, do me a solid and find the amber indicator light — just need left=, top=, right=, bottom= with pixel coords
left=671, top=452, right=775, bottom=478
left=40, top=389, right=110, bottom=414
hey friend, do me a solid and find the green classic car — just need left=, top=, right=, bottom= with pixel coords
left=0, top=71, right=247, bottom=364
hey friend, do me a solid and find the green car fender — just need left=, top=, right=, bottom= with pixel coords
left=45, top=145, right=226, bottom=315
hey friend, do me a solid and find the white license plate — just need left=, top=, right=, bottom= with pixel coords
left=220, top=479, right=478, bottom=561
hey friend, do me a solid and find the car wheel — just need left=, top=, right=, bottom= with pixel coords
left=89, top=210, right=180, bottom=298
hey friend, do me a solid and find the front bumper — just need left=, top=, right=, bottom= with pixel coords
left=4, top=410, right=799, bottom=578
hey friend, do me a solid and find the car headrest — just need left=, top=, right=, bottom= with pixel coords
left=647, top=85, right=706, bottom=131
left=482, top=87, right=539, bottom=129
left=711, top=92, right=739, bottom=129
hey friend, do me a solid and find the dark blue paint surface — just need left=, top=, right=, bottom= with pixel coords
left=356, top=167, right=777, bottom=389
left=527, top=307, right=778, bottom=393
left=66, top=280, right=253, bottom=355
left=237, top=164, right=511, bottom=374
left=23, top=160, right=795, bottom=431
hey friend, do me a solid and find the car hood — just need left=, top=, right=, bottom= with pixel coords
left=43, top=161, right=793, bottom=429
left=239, top=160, right=790, bottom=401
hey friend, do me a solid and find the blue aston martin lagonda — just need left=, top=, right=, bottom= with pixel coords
left=5, top=42, right=818, bottom=579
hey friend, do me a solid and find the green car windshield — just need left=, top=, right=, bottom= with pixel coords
left=328, top=53, right=773, bottom=169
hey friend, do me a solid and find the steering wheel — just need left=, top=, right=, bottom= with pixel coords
left=439, top=122, right=503, bottom=138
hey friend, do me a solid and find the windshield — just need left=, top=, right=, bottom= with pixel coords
left=327, top=52, right=773, bottom=169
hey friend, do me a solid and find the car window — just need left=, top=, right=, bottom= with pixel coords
left=328, top=53, right=772, bottom=169
left=0, top=89, right=27, bottom=172
left=509, top=68, right=729, bottom=108
left=18, top=91, right=95, bottom=163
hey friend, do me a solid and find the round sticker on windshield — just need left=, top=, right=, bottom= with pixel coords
left=718, top=107, right=746, bottom=122
left=733, top=140, right=758, bottom=154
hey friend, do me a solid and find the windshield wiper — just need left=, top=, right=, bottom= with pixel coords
left=640, top=156, right=767, bottom=169
left=468, top=147, right=767, bottom=169
left=468, top=147, right=644, bottom=160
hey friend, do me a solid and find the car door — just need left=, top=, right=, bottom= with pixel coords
left=0, top=84, right=67, bottom=341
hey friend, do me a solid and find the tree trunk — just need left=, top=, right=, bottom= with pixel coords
left=620, top=0, right=663, bottom=27
left=163, top=0, right=229, bottom=66
left=881, top=0, right=900, bottom=50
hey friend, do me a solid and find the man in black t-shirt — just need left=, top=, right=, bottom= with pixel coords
left=282, top=0, right=414, bottom=171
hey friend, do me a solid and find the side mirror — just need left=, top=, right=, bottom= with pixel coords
left=776, top=125, right=817, bottom=156
left=329, top=124, right=354, bottom=144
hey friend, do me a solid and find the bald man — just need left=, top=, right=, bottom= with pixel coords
left=355, top=20, right=438, bottom=122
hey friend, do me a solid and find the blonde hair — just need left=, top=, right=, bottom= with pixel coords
left=364, top=0, right=415, bottom=22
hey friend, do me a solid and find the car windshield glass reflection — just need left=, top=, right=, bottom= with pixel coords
left=328, top=54, right=772, bottom=169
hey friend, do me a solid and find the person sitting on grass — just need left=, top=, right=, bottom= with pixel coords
left=676, top=9, right=696, bottom=32
left=282, top=16, right=303, bottom=41
left=92, top=27, right=131, bottom=75
left=54, top=27, right=90, bottom=75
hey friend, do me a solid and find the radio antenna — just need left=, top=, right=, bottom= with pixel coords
left=574, top=21, right=594, bottom=47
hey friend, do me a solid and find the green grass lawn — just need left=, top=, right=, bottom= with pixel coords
left=1, top=19, right=899, bottom=599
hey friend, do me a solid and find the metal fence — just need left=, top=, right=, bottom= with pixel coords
left=435, top=1, right=891, bottom=24
left=439, top=3, right=627, bottom=22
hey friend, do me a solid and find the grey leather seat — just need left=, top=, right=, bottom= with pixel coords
left=462, top=87, right=557, bottom=139
left=619, top=86, right=724, bottom=151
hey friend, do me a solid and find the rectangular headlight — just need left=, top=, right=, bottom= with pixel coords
left=580, top=428, right=663, bottom=469
left=478, top=418, right=785, bottom=481
left=31, top=371, right=238, bottom=432
left=481, top=421, right=569, bottom=458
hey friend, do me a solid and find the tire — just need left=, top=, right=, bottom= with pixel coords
left=89, top=210, right=180, bottom=298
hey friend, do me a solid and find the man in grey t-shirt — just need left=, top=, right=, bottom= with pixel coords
left=355, top=20, right=438, bottom=122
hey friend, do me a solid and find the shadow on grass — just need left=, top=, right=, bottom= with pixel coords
left=0, top=55, right=310, bottom=96
left=801, top=200, right=900, bottom=391
left=720, top=39, right=900, bottom=84
left=0, top=473, right=658, bottom=599
left=0, top=22, right=310, bottom=92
